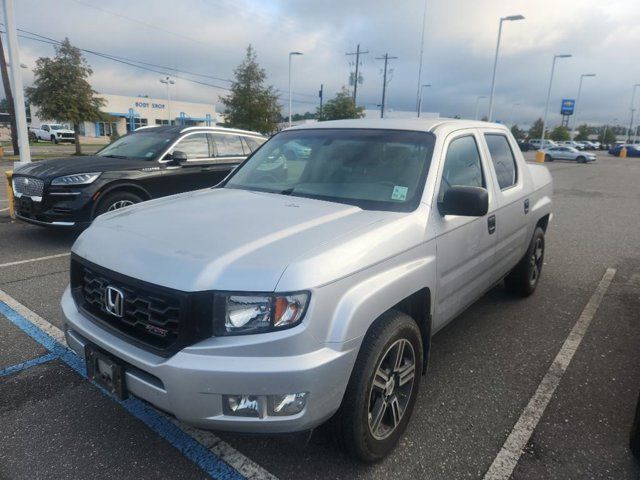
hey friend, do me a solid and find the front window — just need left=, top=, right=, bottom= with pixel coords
left=50, top=125, right=64, bottom=130
left=224, top=129, right=435, bottom=211
left=96, top=131, right=175, bottom=160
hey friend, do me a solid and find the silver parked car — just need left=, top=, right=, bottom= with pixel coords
left=62, top=119, right=553, bottom=461
left=543, top=146, right=596, bottom=163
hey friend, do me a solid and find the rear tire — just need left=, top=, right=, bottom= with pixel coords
left=545, top=154, right=553, bottom=162
left=577, top=156, right=586, bottom=163
left=505, top=227, right=545, bottom=297
left=94, top=191, right=143, bottom=218
left=331, top=310, right=423, bottom=462
left=51, top=135, right=58, bottom=144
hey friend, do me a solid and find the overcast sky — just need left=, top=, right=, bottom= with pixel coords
left=8, top=0, right=640, bottom=127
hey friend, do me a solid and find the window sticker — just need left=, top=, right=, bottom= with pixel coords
left=391, top=185, right=408, bottom=201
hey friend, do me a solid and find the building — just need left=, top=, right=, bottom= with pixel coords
left=82, top=93, right=220, bottom=138
left=30, top=93, right=221, bottom=141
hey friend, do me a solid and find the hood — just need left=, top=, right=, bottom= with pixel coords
left=13, top=156, right=151, bottom=181
left=72, top=188, right=400, bottom=292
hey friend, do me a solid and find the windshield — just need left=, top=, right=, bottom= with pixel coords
left=224, top=128, right=435, bottom=211
left=97, top=131, right=175, bottom=160
left=50, top=125, right=65, bottom=130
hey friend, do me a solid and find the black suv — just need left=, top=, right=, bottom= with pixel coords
left=12, top=126, right=266, bottom=228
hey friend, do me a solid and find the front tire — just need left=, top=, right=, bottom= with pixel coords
left=577, top=156, right=586, bottom=163
left=332, top=310, right=423, bottom=462
left=505, top=226, right=545, bottom=297
left=94, top=191, right=143, bottom=218
left=51, top=135, right=58, bottom=144
left=545, top=154, right=553, bottom=162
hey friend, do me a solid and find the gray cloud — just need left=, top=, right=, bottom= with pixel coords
left=10, top=0, right=640, bottom=128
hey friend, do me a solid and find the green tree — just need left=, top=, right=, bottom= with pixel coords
left=549, top=125, right=570, bottom=141
left=574, top=123, right=590, bottom=141
left=220, top=45, right=280, bottom=134
left=598, top=126, right=616, bottom=144
left=317, top=87, right=364, bottom=121
left=528, top=118, right=545, bottom=139
left=26, top=38, right=106, bottom=155
left=510, top=124, right=525, bottom=140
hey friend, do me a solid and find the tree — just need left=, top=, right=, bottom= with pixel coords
left=317, top=87, right=364, bottom=121
left=598, top=126, right=616, bottom=144
left=220, top=45, right=281, bottom=134
left=528, top=118, right=545, bottom=139
left=510, top=124, right=525, bottom=140
left=27, top=38, right=105, bottom=155
left=574, top=123, right=590, bottom=141
left=549, top=125, right=570, bottom=141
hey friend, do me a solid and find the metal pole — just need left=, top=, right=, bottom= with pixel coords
left=572, top=73, right=595, bottom=136
left=166, top=81, right=171, bottom=124
left=381, top=54, right=388, bottom=119
left=318, top=84, right=323, bottom=121
left=415, top=0, right=427, bottom=115
left=288, top=54, right=292, bottom=128
left=628, top=84, right=639, bottom=142
left=487, top=19, right=504, bottom=122
left=2, top=0, right=30, bottom=164
left=540, top=54, right=571, bottom=150
left=418, top=84, right=430, bottom=118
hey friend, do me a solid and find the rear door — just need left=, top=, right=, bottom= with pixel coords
left=480, top=129, right=530, bottom=279
left=432, top=129, right=498, bottom=329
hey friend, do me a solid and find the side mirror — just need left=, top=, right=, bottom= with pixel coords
left=439, top=186, right=488, bottom=217
left=169, top=150, right=188, bottom=164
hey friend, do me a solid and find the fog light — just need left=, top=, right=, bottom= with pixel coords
left=224, top=395, right=260, bottom=417
left=268, top=393, right=307, bottom=416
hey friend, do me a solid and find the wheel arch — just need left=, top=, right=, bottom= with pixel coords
left=390, top=288, right=432, bottom=374
left=91, top=182, right=152, bottom=218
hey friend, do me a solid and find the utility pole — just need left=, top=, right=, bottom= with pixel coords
left=0, top=33, right=18, bottom=155
left=346, top=44, right=368, bottom=105
left=2, top=0, right=30, bottom=164
left=415, top=0, right=428, bottom=115
left=377, top=53, right=397, bottom=118
left=318, top=84, right=323, bottom=121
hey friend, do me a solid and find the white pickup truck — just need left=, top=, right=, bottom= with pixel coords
left=30, top=123, right=75, bottom=144
left=62, top=118, right=553, bottom=461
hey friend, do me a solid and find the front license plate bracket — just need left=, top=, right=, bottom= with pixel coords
left=85, top=344, right=128, bottom=399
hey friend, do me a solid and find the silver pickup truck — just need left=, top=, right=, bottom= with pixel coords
left=62, top=119, right=552, bottom=461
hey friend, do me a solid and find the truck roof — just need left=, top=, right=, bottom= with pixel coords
left=286, top=118, right=509, bottom=134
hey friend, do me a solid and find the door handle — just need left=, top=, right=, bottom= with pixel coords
left=487, top=215, right=496, bottom=235
left=524, top=198, right=530, bottom=214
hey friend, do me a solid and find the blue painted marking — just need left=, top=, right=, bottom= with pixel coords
left=0, top=301, right=245, bottom=480
left=0, top=352, right=58, bottom=378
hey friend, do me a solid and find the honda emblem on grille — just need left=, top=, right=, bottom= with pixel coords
left=105, top=286, right=124, bottom=318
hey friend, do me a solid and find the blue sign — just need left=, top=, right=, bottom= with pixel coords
left=560, top=99, right=575, bottom=116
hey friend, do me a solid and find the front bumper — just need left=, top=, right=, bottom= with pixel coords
left=13, top=189, right=95, bottom=229
left=61, top=286, right=358, bottom=433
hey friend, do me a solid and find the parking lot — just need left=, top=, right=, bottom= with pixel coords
left=1, top=152, right=639, bottom=479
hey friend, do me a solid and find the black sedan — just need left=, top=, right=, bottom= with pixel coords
left=11, top=126, right=265, bottom=228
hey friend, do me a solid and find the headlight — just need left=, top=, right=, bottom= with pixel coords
left=51, top=172, right=101, bottom=186
left=214, top=292, right=309, bottom=335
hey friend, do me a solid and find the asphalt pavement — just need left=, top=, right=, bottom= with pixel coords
left=0, top=152, right=638, bottom=480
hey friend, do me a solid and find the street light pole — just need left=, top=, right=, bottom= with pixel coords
left=628, top=83, right=640, bottom=143
left=288, top=52, right=303, bottom=128
left=475, top=95, right=487, bottom=120
left=159, top=76, right=175, bottom=124
left=487, top=14, right=525, bottom=122
left=2, top=0, right=30, bottom=164
left=417, top=84, right=431, bottom=118
left=539, top=54, right=572, bottom=155
left=572, top=73, right=595, bottom=137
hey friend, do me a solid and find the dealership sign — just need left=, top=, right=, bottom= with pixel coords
left=560, top=99, right=575, bottom=116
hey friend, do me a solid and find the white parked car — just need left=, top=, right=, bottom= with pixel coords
left=30, top=123, right=75, bottom=144
left=529, top=139, right=558, bottom=149
left=559, top=140, right=585, bottom=151
left=542, top=146, right=596, bottom=163
left=62, top=119, right=553, bottom=461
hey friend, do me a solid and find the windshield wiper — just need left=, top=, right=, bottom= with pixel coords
left=101, top=154, right=128, bottom=159
left=279, top=187, right=296, bottom=195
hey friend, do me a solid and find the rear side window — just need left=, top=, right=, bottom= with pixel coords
left=244, top=136, right=266, bottom=152
left=485, top=134, right=517, bottom=189
left=212, top=134, right=244, bottom=157
left=439, top=135, right=484, bottom=202
left=173, top=133, right=210, bottom=160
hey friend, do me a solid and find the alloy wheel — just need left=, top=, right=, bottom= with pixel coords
left=106, top=200, right=135, bottom=212
left=367, top=338, right=416, bottom=440
left=529, top=237, right=544, bottom=285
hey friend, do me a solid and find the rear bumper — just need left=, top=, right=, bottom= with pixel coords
left=61, top=286, right=358, bottom=433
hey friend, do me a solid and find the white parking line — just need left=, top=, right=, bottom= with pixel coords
left=0, top=287, right=277, bottom=480
left=0, top=252, right=70, bottom=268
left=0, top=207, right=8, bottom=212
left=484, top=267, right=616, bottom=480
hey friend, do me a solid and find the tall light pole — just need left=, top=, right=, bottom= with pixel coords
left=2, top=0, right=30, bottom=164
left=475, top=95, right=487, bottom=120
left=417, top=84, right=431, bottom=118
left=415, top=0, right=428, bottom=115
left=288, top=51, right=303, bottom=128
left=487, top=14, right=525, bottom=122
left=159, top=76, right=175, bottom=124
left=539, top=54, right=572, bottom=155
left=571, top=73, right=595, bottom=136
left=627, top=83, right=640, bottom=143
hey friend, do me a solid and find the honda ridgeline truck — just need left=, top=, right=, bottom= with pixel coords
left=62, top=119, right=553, bottom=462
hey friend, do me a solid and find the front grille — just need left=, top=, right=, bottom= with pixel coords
left=13, top=176, right=44, bottom=197
left=59, top=133, right=74, bottom=139
left=70, top=256, right=213, bottom=356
